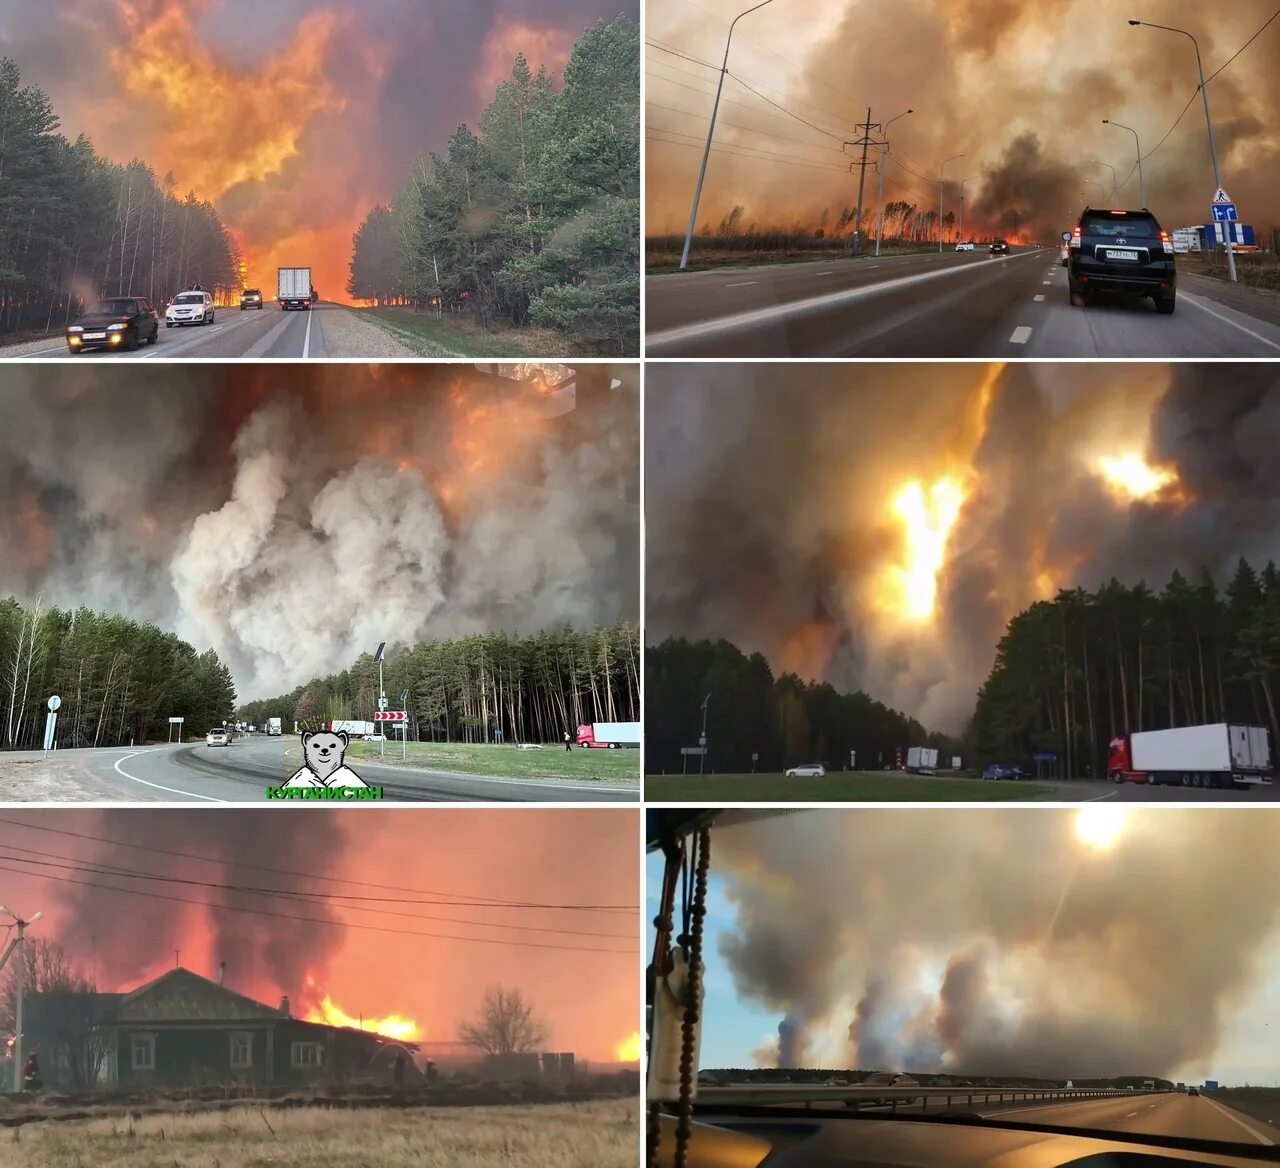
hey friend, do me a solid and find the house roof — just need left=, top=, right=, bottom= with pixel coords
left=117, top=968, right=289, bottom=1023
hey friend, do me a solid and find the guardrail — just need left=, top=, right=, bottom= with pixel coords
left=697, top=1084, right=1162, bottom=1112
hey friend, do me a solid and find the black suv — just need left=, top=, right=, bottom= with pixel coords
left=1067, top=208, right=1175, bottom=314
left=66, top=296, right=160, bottom=353
left=240, top=288, right=264, bottom=310
left=990, top=239, right=1010, bottom=255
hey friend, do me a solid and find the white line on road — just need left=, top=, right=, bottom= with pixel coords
left=1086, top=790, right=1120, bottom=801
left=815, top=270, right=835, bottom=275
left=1033, top=294, right=1045, bottom=302
left=1202, top=1095, right=1275, bottom=1145
left=1125, top=1111, right=1137, bottom=1117
left=1009, top=326, right=1032, bottom=344
left=1042, top=280, right=1052, bottom=285
left=647, top=250, right=1046, bottom=350
left=726, top=281, right=758, bottom=288
left=1180, top=291, right=1280, bottom=352
left=303, top=306, right=314, bottom=357
left=113, top=751, right=224, bottom=802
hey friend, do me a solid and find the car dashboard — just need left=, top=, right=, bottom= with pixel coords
left=650, top=1110, right=1280, bottom=1167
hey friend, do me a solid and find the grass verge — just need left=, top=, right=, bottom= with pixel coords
left=646, top=244, right=936, bottom=274
left=1197, top=1088, right=1280, bottom=1134
left=356, top=308, right=568, bottom=357
left=15, top=1098, right=638, bottom=1168
left=347, top=739, right=639, bottom=783
left=1178, top=251, right=1280, bottom=292
left=644, top=771, right=1056, bottom=801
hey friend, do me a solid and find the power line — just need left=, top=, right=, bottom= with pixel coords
left=647, top=68, right=849, bottom=140
left=0, top=817, right=635, bottom=914
left=648, top=101, right=847, bottom=154
left=647, top=129, right=850, bottom=174
left=0, top=860, right=637, bottom=956
left=726, top=72, right=847, bottom=141
left=1205, top=6, right=1280, bottom=82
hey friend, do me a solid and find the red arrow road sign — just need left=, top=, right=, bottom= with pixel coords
left=373, top=711, right=407, bottom=722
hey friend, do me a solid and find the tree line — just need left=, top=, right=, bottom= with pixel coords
left=347, top=17, right=638, bottom=355
left=645, top=637, right=952, bottom=775
left=238, top=621, right=640, bottom=744
left=970, top=560, right=1280, bottom=778
left=0, top=597, right=237, bottom=750
left=0, top=57, right=242, bottom=337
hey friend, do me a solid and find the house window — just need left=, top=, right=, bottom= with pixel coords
left=291, top=1042, right=323, bottom=1068
left=230, top=1033, right=253, bottom=1070
left=131, top=1034, right=156, bottom=1071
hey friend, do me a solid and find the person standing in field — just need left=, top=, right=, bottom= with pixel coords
left=564, top=730, right=572, bottom=752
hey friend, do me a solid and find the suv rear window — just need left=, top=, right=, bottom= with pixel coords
left=243, top=289, right=260, bottom=296
left=1081, top=211, right=1160, bottom=237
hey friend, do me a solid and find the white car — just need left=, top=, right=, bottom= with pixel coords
left=206, top=728, right=229, bottom=747
left=362, top=733, right=386, bottom=742
left=166, top=290, right=215, bottom=327
left=785, top=763, right=826, bottom=777
left=955, top=241, right=975, bottom=252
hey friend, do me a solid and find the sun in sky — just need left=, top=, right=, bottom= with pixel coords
left=1074, top=806, right=1130, bottom=851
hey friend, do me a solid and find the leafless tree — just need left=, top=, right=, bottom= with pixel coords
left=459, top=985, right=548, bottom=1055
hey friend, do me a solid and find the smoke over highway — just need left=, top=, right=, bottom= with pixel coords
left=715, top=809, right=1280, bottom=1078
left=0, top=365, right=639, bottom=697
left=0, top=0, right=636, bottom=297
left=645, top=362, right=1280, bottom=732
left=646, top=0, right=1279, bottom=239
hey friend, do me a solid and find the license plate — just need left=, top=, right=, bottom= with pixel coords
left=83, top=332, right=106, bottom=340
left=1104, top=249, right=1139, bottom=262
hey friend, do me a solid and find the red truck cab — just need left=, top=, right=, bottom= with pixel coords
left=1106, top=736, right=1147, bottom=783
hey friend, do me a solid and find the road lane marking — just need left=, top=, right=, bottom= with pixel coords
left=1125, top=1111, right=1137, bottom=1117
left=303, top=306, right=314, bottom=357
left=816, top=270, right=834, bottom=275
left=1043, top=280, right=1052, bottom=285
left=1009, top=326, right=1032, bottom=344
left=1086, top=790, right=1120, bottom=801
left=1180, top=291, right=1280, bottom=352
left=726, top=281, right=758, bottom=288
left=1202, top=1095, right=1275, bottom=1145
left=647, top=250, right=1046, bottom=350
left=113, top=751, right=224, bottom=802
left=1033, top=294, right=1045, bottom=302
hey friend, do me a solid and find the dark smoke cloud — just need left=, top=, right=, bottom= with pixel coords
left=713, top=809, right=1280, bottom=1078
left=645, top=363, right=1280, bottom=732
left=0, top=365, right=639, bottom=698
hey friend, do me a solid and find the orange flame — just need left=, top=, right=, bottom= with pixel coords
left=615, top=1031, right=642, bottom=1062
left=303, top=976, right=420, bottom=1041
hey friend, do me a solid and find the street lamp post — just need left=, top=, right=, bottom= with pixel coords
left=679, top=0, right=782, bottom=271
left=1129, top=19, right=1236, bottom=282
left=1103, top=119, right=1145, bottom=207
left=0, top=906, right=44, bottom=1093
left=958, top=175, right=978, bottom=245
left=1085, top=159, right=1117, bottom=199
left=875, top=108, right=913, bottom=257
left=939, top=154, right=964, bottom=252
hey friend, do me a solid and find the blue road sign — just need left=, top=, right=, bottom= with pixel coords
left=1211, top=202, right=1238, bottom=222
left=1033, top=751, right=1058, bottom=762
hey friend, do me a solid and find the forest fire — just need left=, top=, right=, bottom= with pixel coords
left=303, top=976, right=421, bottom=1041
left=615, top=1031, right=642, bottom=1062
left=1095, top=453, right=1180, bottom=502
left=878, top=476, right=967, bottom=624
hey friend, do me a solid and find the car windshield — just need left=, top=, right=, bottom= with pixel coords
left=174, top=292, right=205, bottom=304
left=649, top=808, right=1277, bottom=1147
left=89, top=299, right=135, bottom=315
left=243, top=289, right=260, bottom=296
left=1082, top=213, right=1158, bottom=238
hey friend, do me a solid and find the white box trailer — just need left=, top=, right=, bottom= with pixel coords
left=277, top=267, right=312, bottom=310
left=1124, top=723, right=1272, bottom=788
left=576, top=721, right=641, bottom=748
left=906, top=746, right=938, bottom=771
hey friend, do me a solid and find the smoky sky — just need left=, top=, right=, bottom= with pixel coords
left=646, top=0, right=1279, bottom=238
left=645, top=362, right=1280, bottom=732
left=0, top=0, right=637, bottom=296
left=713, top=809, right=1280, bottom=1078
left=0, top=364, right=639, bottom=699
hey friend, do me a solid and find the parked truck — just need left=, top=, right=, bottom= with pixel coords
left=906, top=746, right=939, bottom=773
left=267, top=717, right=282, bottom=736
left=277, top=267, right=312, bottom=310
left=1108, top=723, right=1272, bottom=789
left=328, top=719, right=375, bottom=737
left=575, top=721, right=641, bottom=748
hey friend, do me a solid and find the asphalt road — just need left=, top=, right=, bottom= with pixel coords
left=984, top=776, right=1277, bottom=802
left=645, top=248, right=1280, bottom=357
left=45, top=736, right=638, bottom=802
left=18, top=303, right=329, bottom=359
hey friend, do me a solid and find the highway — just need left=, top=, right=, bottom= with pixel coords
left=13, top=302, right=330, bottom=359
left=0, top=735, right=638, bottom=802
left=645, top=248, right=1280, bottom=358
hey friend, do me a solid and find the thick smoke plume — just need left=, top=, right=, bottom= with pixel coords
left=647, top=0, right=1279, bottom=239
left=715, top=810, right=1280, bottom=1078
left=1, top=0, right=636, bottom=296
left=0, top=365, right=639, bottom=698
left=646, top=363, right=1280, bottom=731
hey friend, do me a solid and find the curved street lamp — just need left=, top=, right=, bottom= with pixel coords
left=938, top=154, right=965, bottom=251
left=1103, top=119, right=1145, bottom=208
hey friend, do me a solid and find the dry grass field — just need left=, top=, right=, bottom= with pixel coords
left=2, top=1098, right=637, bottom=1168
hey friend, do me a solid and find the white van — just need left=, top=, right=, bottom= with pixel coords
left=166, top=290, right=215, bottom=327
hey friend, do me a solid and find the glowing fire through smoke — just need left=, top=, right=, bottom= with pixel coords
left=1096, top=454, right=1178, bottom=501
left=615, top=1031, right=642, bottom=1062
left=303, top=978, right=420, bottom=1041
left=881, top=477, right=967, bottom=622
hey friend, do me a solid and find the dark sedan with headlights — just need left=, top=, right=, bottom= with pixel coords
left=66, top=296, right=160, bottom=353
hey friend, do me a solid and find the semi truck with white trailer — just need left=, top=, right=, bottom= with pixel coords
left=277, top=267, right=312, bottom=310
left=906, top=746, right=939, bottom=772
left=1108, top=723, right=1272, bottom=789
left=575, top=721, right=641, bottom=748
left=328, top=720, right=376, bottom=737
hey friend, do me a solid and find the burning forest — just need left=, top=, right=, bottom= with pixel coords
left=0, top=364, right=639, bottom=706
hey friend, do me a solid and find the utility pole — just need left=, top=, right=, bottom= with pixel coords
left=844, top=109, right=886, bottom=257
left=0, top=906, right=44, bottom=1092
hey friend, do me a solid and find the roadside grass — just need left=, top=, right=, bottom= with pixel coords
left=356, top=308, right=568, bottom=357
left=1197, top=1088, right=1280, bottom=1133
left=644, top=771, right=1056, bottom=801
left=347, top=739, right=639, bottom=783
left=1179, top=251, right=1280, bottom=292
left=16, top=1098, right=638, bottom=1168
left=646, top=237, right=936, bottom=273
